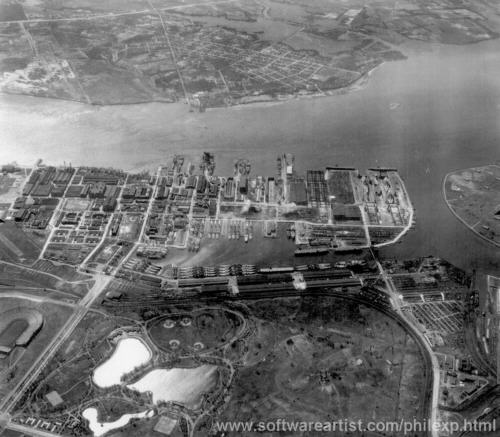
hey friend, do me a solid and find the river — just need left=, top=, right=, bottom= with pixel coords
left=0, top=38, right=499, bottom=285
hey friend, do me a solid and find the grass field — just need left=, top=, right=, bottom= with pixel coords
left=0, top=297, right=73, bottom=402
left=0, top=223, right=45, bottom=264
left=13, top=311, right=137, bottom=415
left=31, top=259, right=91, bottom=283
left=217, top=296, right=426, bottom=435
left=9, top=294, right=427, bottom=436
left=0, top=262, right=91, bottom=297
left=148, top=308, right=243, bottom=356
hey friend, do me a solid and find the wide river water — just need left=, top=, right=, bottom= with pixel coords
left=0, top=39, right=499, bottom=286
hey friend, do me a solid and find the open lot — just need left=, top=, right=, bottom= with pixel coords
left=0, top=223, right=44, bottom=264
left=0, top=262, right=91, bottom=297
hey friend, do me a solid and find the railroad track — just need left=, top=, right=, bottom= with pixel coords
left=103, top=284, right=433, bottom=433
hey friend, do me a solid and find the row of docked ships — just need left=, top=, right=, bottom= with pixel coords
left=172, top=259, right=369, bottom=280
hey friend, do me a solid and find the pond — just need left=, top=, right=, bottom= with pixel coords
left=127, top=365, right=218, bottom=409
left=93, top=337, right=151, bottom=388
left=82, top=407, right=154, bottom=437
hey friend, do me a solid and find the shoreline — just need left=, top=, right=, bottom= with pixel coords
left=373, top=172, right=415, bottom=249
left=442, top=166, right=500, bottom=249
left=0, top=61, right=381, bottom=112
left=2, top=34, right=498, bottom=111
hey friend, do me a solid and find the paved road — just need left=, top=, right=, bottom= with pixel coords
left=147, top=0, right=189, bottom=102
left=113, top=166, right=162, bottom=273
left=0, top=292, right=77, bottom=308
left=104, top=280, right=434, bottom=433
left=1, top=0, right=238, bottom=24
left=371, top=250, right=440, bottom=437
left=0, top=259, right=89, bottom=285
left=0, top=274, right=111, bottom=414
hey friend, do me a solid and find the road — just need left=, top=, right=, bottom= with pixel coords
left=370, top=249, right=440, bottom=437
left=101, top=259, right=436, bottom=435
left=39, top=168, right=82, bottom=261
left=108, top=283, right=435, bottom=435
left=1, top=272, right=436, bottom=436
left=0, top=259, right=91, bottom=285
left=114, top=166, right=162, bottom=274
left=0, top=292, right=77, bottom=309
left=1, top=0, right=239, bottom=25
left=0, top=274, right=111, bottom=414
left=80, top=210, right=116, bottom=268
left=146, top=0, right=189, bottom=103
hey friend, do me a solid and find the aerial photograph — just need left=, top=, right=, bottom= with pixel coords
left=0, top=0, right=499, bottom=436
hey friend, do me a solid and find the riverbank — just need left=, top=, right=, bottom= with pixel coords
left=0, top=57, right=379, bottom=112
left=2, top=38, right=500, bottom=281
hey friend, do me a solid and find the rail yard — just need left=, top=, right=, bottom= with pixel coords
left=0, top=154, right=493, bottom=437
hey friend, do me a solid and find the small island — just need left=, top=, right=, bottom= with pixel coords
left=443, top=165, right=500, bottom=248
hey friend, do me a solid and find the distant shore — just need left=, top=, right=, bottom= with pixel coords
left=0, top=60, right=382, bottom=111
